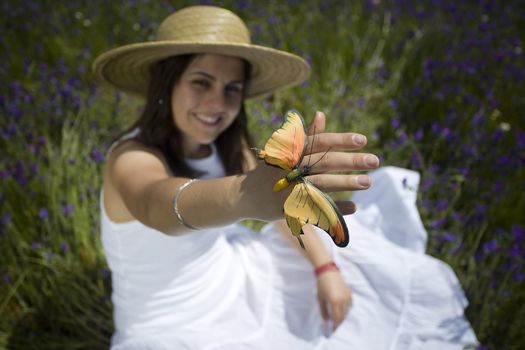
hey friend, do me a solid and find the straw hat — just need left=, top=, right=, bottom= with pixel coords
left=92, top=5, right=310, bottom=98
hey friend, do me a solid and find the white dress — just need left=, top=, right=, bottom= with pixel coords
left=101, top=144, right=478, bottom=350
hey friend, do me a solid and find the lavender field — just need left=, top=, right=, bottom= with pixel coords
left=1, top=1, right=524, bottom=349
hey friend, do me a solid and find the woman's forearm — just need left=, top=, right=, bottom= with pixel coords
left=274, top=220, right=333, bottom=267
left=141, top=175, right=245, bottom=234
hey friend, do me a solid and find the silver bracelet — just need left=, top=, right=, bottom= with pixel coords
left=173, top=178, right=200, bottom=230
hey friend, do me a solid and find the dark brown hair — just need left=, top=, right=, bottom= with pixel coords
left=119, top=54, right=254, bottom=177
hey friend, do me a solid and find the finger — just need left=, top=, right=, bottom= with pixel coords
left=332, top=304, right=345, bottom=331
left=307, top=111, right=326, bottom=136
left=307, top=173, right=372, bottom=191
left=301, top=152, right=380, bottom=173
left=305, top=132, right=368, bottom=153
left=318, top=297, right=330, bottom=322
left=335, top=200, right=356, bottom=215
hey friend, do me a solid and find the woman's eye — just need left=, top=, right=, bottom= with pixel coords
left=193, top=80, right=210, bottom=88
left=226, top=85, right=243, bottom=95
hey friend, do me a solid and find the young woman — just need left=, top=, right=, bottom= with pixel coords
left=93, top=5, right=477, bottom=350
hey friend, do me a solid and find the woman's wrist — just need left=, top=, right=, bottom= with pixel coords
left=314, top=261, right=340, bottom=278
left=230, top=173, right=251, bottom=220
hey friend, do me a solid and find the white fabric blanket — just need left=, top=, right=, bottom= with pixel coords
left=103, top=165, right=478, bottom=350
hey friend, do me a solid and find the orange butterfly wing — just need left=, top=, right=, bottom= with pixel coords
left=257, top=110, right=307, bottom=171
left=284, top=179, right=349, bottom=247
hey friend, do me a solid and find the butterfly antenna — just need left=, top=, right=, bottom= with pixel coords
left=308, top=147, right=332, bottom=169
left=305, top=124, right=331, bottom=170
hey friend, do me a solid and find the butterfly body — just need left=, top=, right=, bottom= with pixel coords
left=256, top=109, right=349, bottom=248
left=273, top=165, right=311, bottom=192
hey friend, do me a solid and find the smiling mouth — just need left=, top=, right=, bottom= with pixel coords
left=194, top=114, right=221, bottom=126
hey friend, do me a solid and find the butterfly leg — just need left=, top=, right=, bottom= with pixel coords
left=296, top=235, right=305, bottom=250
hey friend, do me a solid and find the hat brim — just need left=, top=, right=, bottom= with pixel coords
left=92, top=41, right=310, bottom=98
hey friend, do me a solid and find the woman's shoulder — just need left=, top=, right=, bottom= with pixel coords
left=107, top=139, right=164, bottom=162
left=105, top=139, right=171, bottom=177
left=102, top=139, right=172, bottom=223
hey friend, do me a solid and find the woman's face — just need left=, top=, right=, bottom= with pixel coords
left=171, top=54, right=245, bottom=158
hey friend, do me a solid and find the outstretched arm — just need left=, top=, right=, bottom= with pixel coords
left=103, top=111, right=378, bottom=236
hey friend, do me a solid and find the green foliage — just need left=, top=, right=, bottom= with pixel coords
left=1, top=0, right=524, bottom=349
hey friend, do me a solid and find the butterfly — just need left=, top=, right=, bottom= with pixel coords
left=256, top=109, right=349, bottom=249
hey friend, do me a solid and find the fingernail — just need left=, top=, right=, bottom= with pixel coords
left=365, top=155, right=379, bottom=167
left=353, top=134, right=366, bottom=145
left=357, top=175, right=370, bottom=187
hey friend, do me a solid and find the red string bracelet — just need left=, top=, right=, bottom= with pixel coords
left=314, top=261, right=340, bottom=278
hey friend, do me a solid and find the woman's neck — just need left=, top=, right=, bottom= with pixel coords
left=184, top=143, right=212, bottom=159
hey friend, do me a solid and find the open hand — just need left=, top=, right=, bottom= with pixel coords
left=239, top=110, right=380, bottom=222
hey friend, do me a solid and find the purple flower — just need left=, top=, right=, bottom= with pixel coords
left=303, top=54, right=312, bottom=66
left=1, top=213, right=11, bottom=226
left=429, top=218, right=447, bottom=229
left=472, top=203, right=487, bottom=222
left=475, top=250, right=484, bottom=263
left=420, top=177, right=434, bottom=191
left=422, top=58, right=434, bottom=78
left=12, top=162, right=27, bottom=186
left=398, top=130, right=408, bottom=144
left=90, top=149, right=105, bottom=163
left=29, top=164, right=38, bottom=175
left=435, top=199, right=448, bottom=210
left=507, top=243, right=524, bottom=258
left=512, top=225, right=525, bottom=242
left=516, top=131, right=525, bottom=150
left=513, top=271, right=524, bottom=282
left=440, top=127, right=454, bottom=140
left=60, top=242, right=69, bottom=253
left=27, top=144, right=37, bottom=154
left=45, top=250, right=54, bottom=260
left=451, top=211, right=466, bottom=222
left=461, top=145, right=477, bottom=157
left=388, top=99, right=398, bottom=110
left=482, top=238, right=499, bottom=254
left=490, top=181, right=505, bottom=193
left=430, top=121, right=442, bottom=134
left=410, top=151, right=422, bottom=169
left=2, top=122, right=18, bottom=140
left=0, top=213, right=10, bottom=236
left=61, top=203, right=74, bottom=216
left=413, top=128, right=424, bottom=141
left=391, top=116, right=401, bottom=129
left=458, top=166, right=469, bottom=177
left=357, top=97, right=366, bottom=109
left=271, top=115, right=283, bottom=125
left=444, top=232, right=457, bottom=242
left=38, top=208, right=49, bottom=220
left=2, top=272, right=9, bottom=283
